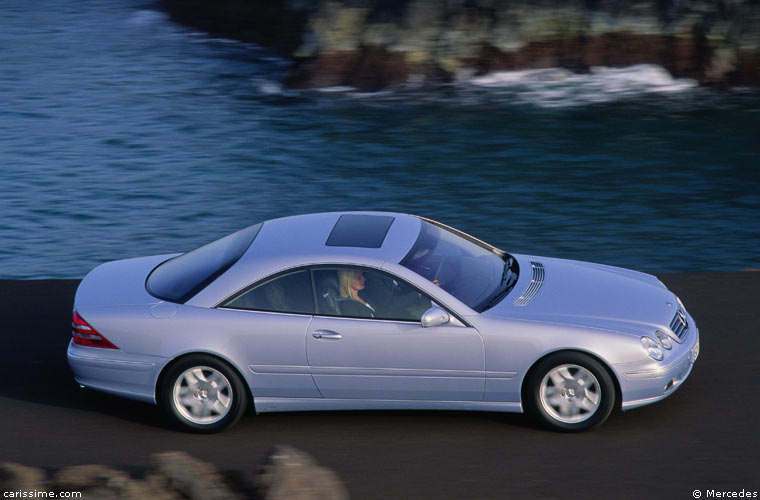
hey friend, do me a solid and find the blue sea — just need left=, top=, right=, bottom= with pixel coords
left=1, top=0, right=758, bottom=279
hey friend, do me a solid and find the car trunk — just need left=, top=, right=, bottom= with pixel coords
left=74, top=254, right=178, bottom=308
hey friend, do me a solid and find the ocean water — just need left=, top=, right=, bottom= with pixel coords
left=1, top=0, right=758, bottom=279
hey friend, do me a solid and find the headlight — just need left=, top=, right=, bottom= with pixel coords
left=641, top=336, right=664, bottom=361
left=655, top=330, right=673, bottom=350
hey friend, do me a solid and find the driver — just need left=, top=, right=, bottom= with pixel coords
left=337, top=269, right=433, bottom=320
left=337, top=270, right=376, bottom=318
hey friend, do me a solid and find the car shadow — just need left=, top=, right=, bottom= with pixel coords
left=0, top=279, right=169, bottom=427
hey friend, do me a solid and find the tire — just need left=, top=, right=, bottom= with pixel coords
left=525, top=352, right=616, bottom=432
left=159, top=354, right=248, bottom=433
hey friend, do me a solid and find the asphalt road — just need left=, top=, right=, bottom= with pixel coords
left=1, top=273, right=758, bottom=499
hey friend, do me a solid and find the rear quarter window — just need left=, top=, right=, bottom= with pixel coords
left=146, top=223, right=262, bottom=303
left=223, top=270, right=314, bottom=314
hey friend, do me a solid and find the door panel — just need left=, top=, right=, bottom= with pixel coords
left=306, top=316, right=485, bottom=401
left=217, top=309, right=320, bottom=398
left=219, top=269, right=319, bottom=398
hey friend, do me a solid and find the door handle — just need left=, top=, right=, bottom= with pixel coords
left=312, top=330, right=342, bottom=340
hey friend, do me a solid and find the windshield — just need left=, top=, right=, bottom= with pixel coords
left=146, top=223, right=262, bottom=303
left=400, top=219, right=518, bottom=311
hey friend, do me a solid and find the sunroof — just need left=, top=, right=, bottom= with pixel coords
left=326, top=214, right=395, bottom=248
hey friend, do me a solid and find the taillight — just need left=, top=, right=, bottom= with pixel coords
left=72, top=311, right=118, bottom=349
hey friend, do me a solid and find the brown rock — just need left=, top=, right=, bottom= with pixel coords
left=54, top=464, right=167, bottom=500
left=150, top=451, right=240, bottom=500
left=732, top=49, right=760, bottom=86
left=256, top=445, right=349, bottom=500
left=286, top=47, right=412, bottom=91
left=0, top=462, right=46, bottom=491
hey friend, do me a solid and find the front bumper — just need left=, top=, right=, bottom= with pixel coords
left=67, top=340, right=165, bottom=404
left=616, top=323, right=700, bottom=411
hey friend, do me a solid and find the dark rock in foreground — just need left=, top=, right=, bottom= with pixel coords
left=1, top=449, right=349, bottom=500
left=257, top=445, right=349, bottom=500
left=161, top=0, right=760, bottom=90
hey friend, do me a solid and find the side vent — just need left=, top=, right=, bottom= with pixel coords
left=514, top=262, right=545, bottom=306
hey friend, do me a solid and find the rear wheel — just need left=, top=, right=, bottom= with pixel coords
left=525, top=352, right=616, bottom=432
left=160, top=355, right=247, bottom=433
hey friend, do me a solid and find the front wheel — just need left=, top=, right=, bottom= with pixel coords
left=525, top=352, right=616, bottom=432
left=159, top=355, right=248, bottom=433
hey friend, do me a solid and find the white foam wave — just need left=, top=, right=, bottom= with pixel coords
left=126, top=10, right=168, bottom=27
left=254, top=80, right=284, bottom=95
left=316, top=86, right=357, bottom=93
left=468, top=64, right=697, bottom=107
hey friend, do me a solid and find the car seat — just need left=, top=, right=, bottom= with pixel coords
left=316, top=272, right=341, bottom=315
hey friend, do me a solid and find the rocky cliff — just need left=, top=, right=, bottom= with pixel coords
left=161, top=0, right=760, bottom=90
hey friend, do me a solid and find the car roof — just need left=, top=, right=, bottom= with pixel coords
left=186, top=211, right=422, bottom=306
left=253, top=212, right=420, bottom=259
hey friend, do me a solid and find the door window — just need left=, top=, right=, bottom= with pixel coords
left=311, top=267, right=432, bottom=322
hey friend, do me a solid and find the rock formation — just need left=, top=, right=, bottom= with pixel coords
left=161, top=0, right=760, bottom=90
left=1, top=448, right=350, bottom=500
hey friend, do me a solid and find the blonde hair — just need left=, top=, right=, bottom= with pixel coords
left=338, top=270, right=358, bottom=298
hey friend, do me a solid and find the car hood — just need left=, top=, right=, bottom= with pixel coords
left=483, top=254, right=679, bottom=336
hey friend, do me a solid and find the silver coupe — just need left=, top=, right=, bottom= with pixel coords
left=68, top=212, right=700, bottom=432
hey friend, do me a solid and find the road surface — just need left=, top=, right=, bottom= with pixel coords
left=0, top=273, right=757, bottom=499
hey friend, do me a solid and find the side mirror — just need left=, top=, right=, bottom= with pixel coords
left=421, top=306, right=450, bottom=328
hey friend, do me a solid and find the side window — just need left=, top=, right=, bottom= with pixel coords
left=224, top=270, right=314, bottom=315
left=312, top=267, right=432, bottom=322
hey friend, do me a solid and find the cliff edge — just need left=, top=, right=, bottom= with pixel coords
left=163, top=0, right=760, bottom=90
